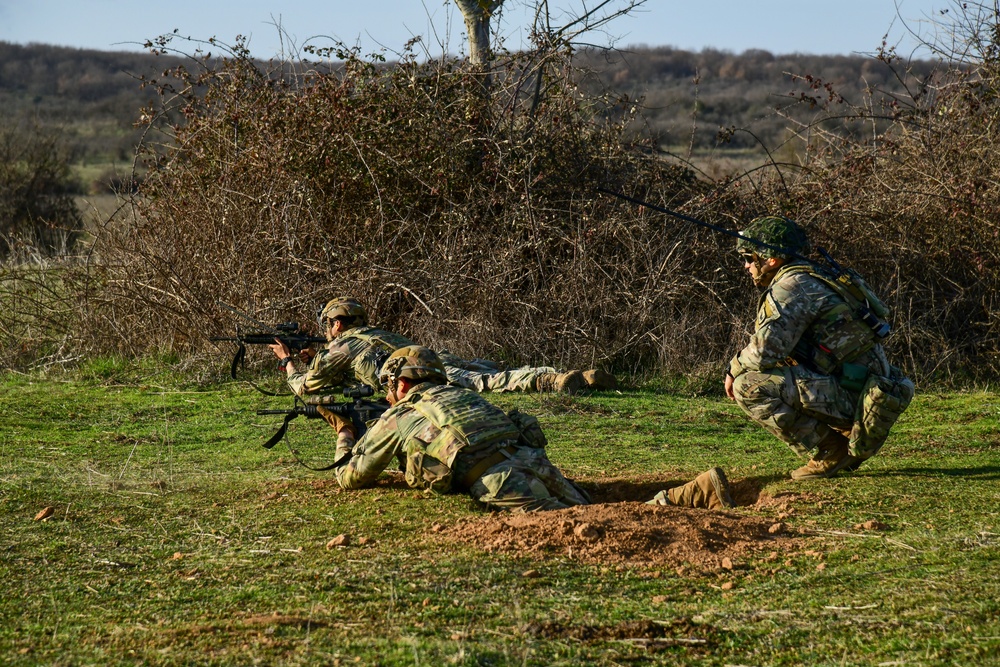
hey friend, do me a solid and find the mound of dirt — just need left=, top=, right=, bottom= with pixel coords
left=438, top=480, right=801, bottom=570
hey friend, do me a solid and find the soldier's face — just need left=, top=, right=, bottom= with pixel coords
left=744, top=253, right=783, bottom=287
left=741, top=252, right=762, bottom=280
left=325, top=319, right=345, bottom=341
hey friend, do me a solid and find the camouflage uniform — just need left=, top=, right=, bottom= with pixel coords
left=335, top=382, right=590, bottom=511
left=444, top=363, right=557, bottom=393
left=287, top=326, right=416, bottom=395
left=729, top=262, right=895, bottom=456
left=286, top=326, right=563, bottom=397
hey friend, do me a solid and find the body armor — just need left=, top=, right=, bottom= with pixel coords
left=399, top=384, right=520, bottom=491
left=338, top=326, right=416, bottom=388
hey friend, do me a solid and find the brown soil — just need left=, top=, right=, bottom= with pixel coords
left=442, top=475, right=814, bottom=569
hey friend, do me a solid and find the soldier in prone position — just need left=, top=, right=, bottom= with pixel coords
left=330, top=345, right=591, bottom=511
left=330, top=346, right=734, bottom=511
left=269, top=296, right=617, bottom=398
left=724, top=217, right=914, bottom=480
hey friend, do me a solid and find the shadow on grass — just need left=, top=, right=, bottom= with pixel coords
left=731, top=473, right=788, bottom=506
left=859, top=466, right=1000, bottom=480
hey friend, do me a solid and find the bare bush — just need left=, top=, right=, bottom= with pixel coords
left=15, top=5, right=1000, bottom=387
left=72, top=36, right=734, bottom=379
left=0, top=118, right=83, bottom=260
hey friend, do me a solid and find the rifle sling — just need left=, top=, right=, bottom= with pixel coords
left=262, top=411, right=353, bottom=472
left=262, top=411, right=298, bottom=449
left=230, top=343, right=246, bottom=379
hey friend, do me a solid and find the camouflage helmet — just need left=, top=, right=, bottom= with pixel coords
left=736, top=216, right=810, bottom=260
left=318, top=296, right=367, bottom=328
left=379, top=345, right=448, bottom=386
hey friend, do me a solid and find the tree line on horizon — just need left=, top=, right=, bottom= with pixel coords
left=3, top=21, right=997, bottom=388
left=0, top=39, right=940, bottom=185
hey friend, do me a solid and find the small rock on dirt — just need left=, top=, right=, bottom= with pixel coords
left=854, top=520, right=888, bottom=531
left=326, top=534, right=350, bottom=548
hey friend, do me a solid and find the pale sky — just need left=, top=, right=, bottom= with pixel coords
left=0, top=0, right=950, bottom=59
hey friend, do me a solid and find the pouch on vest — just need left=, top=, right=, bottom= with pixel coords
left=848, top=367, right=915, bottom=459
left=839, top=362, right=869, bottom=393
left=404, top=445, right=452, bottom=493
left=782, top=265, right=881, bottom=371
left=506, top=408, right=547, bottom=449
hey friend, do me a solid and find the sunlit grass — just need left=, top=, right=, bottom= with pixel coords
left=1, top=368, right=998, bottom=665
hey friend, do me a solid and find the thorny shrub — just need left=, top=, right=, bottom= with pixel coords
left=9, top=4, right=1000, bottom=386
left=73, top=36, right=744, bottom=379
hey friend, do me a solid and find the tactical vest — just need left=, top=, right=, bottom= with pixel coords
left=340, top=326, right=416, bottom=388
left=400, top=384, right=521, bottom=492
left=770, top=264, right=882, bottom=381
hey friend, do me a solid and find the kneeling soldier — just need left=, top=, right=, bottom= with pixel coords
left=724, top=217, right=914, bottom=479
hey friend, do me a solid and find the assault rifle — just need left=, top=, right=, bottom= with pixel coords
left=210, top=301, right=327, bottom=380
left=597, top=188, right=892, bottom=339
left=257, top=385, right=390, bottom=469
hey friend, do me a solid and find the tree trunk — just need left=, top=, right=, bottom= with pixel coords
left=454, top=0, right=501, bottom=66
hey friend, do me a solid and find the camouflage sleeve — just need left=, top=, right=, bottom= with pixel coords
left=286, top=342, right=352, bottom=397
left=334, top=407, right=413, bottom=489
left=730, top=272, right=827, bottom=377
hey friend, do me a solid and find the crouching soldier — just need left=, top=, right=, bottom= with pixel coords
left=724, top=216, right=914, bottom=479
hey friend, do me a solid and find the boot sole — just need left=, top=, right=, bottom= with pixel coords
left=708, top=467, right=736, bottom=508
left=582, top=369, right=618, bottom=390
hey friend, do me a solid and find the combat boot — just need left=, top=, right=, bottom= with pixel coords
left=582, top=369, right=618, bottom=390
left=843, top=450, right=875, bottom=472
left=790, top=431, right=853, bottom=480
left=647, top=467, right=735, bottom=509
left=535, top=370, right=585, bottom=394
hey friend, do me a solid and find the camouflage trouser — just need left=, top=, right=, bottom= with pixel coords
left=437, top=351, right=500, bottom=373
left=732, top=365, right=858, bottom=458
left=469, top=446, right=591, bottom=512
left=445, top=366, right=556, bottom=393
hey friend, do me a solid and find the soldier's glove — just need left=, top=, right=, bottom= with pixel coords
left=315, top=405, right=358, bottom=439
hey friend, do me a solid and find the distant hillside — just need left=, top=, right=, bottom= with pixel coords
left=574, top=46, right=938, bottom=164
left=0, top=41, right=939, bottom=190
left=0, top=41, right=184, bottom=189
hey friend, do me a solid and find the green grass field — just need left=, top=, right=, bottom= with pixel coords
left=1, top=364, right=998, bottom=666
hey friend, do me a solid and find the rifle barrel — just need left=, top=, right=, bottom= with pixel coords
left=597, top=187, right=816, bottom=266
